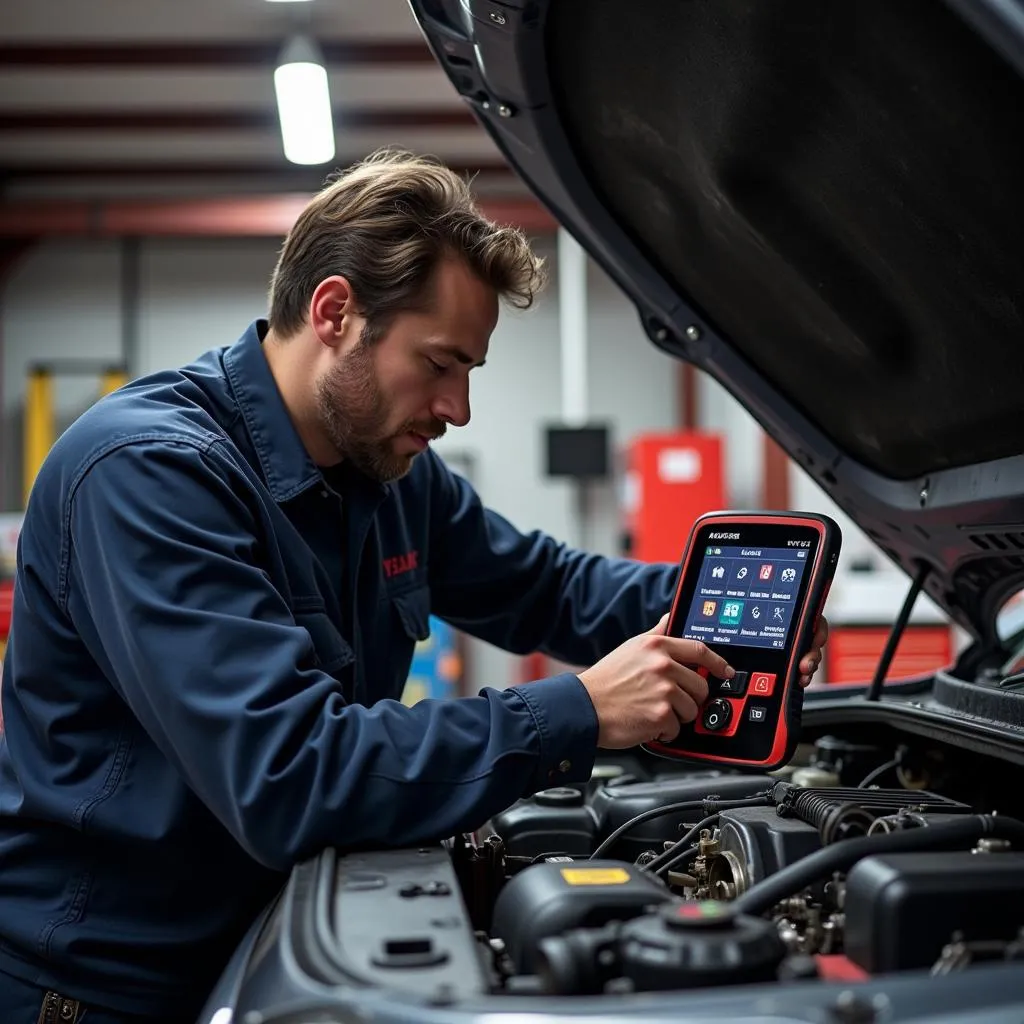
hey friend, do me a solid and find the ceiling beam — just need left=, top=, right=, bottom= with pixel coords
left=0, top=159, right=516, bottom=185
left=0, top=109, right=478, bottom=132
left=0, top=194, right=557, bottom=238
left=0, top=41, right=435, bottom=68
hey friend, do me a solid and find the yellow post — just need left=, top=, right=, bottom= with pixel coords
left=23, top=367, right=53, bottom=506
left=99, top=369, right=128, bottom=396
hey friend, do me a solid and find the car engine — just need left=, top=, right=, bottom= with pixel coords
left=443, top=734, right=1024, bottom=996
left=202, top=727, right=1024, bottom=1024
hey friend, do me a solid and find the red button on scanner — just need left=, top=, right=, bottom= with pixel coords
left=749, top=672, right=776, bottom=696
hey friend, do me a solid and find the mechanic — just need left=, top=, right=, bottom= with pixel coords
left=0, top=149, right=827, bottom=1024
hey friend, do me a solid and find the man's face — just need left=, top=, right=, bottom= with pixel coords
left=315, top=258, right=497, bottom=482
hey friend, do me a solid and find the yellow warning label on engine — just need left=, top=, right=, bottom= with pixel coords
left=560, top=867, right=631, bottom=886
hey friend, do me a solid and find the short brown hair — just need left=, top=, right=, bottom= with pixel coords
left=267, top=149, right=546, bottom=340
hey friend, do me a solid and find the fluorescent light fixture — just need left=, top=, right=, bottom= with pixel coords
left=274, top=34, right=335, bottom=165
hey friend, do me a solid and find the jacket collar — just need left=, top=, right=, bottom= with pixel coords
left=222, top=319, right=390, bottom=506
left=223, top=319, right=325, bottom=503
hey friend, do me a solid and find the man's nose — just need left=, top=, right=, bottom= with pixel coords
left=432, top=380, right=471, bottom=428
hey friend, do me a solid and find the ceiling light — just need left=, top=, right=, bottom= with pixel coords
left=273, top=34, right=335, bottom=166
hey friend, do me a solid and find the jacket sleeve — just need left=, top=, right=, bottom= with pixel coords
left=64, top=439, right=599, bottom=872
left=426, top=452, right=680, bottom=666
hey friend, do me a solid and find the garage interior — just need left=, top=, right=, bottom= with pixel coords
left=4, top=2, right=1024, bottom=1021
left=0, top=0, right=962, bottom=703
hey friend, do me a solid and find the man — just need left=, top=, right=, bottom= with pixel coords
left=0, top=150, right=826, bottom=1023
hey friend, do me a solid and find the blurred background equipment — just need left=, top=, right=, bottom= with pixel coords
left=620, top=432, right=725, bottom=564
left=22, top=359, right=127, bottom=504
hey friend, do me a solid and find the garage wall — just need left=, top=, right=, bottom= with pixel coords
left=2, top=241, right=125, bottom=509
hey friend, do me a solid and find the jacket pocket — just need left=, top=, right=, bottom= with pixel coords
left=389, top=584, right=432, bottom=642
left=293, top=609, right=355, bottom=675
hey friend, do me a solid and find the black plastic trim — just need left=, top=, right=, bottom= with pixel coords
left=802, top=691, right=1024, bottom=766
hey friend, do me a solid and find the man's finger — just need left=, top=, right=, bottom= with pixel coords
left=646, top=612, right=670, bottom=635
left=654, top=695, right=683, bottom=741
left=662, top=636, right=734, bottom=679
left=667, top=683, right=700, bottom=725
left=799, top=653, right=820, bottom=676
left=672, top=664, right=709, bottom=706
left=653, top=657, right=710, bottom=706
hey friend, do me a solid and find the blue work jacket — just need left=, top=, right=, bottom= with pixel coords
left=0, top=320, right=677, bottom=1018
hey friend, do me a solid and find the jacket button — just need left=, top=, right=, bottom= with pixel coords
left=558, top=759, right=571, bottom=773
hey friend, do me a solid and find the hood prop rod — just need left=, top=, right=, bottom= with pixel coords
left=865, top=562, right=931, bottom=701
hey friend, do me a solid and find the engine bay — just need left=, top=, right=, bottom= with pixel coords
left=215, top=724, right=1024, bottom=1022
left=442, top=731, right=1024, bottom=998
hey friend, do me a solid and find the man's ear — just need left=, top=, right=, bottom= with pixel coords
left=309, top=276, right=359, bottom=348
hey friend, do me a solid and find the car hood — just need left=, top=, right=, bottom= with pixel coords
left=408, top=0, right=1024, bottom=651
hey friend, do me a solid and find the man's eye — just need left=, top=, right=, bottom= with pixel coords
left=426, top=358, right=448, bottom=376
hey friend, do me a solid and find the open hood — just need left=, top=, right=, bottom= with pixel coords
left=408, top=0, right=1024, bottom=649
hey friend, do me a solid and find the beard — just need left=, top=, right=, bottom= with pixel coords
left=315, top=336, right=445, bottom=483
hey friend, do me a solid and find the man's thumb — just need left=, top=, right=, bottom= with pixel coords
left=647, top=612, right=670, bottom=634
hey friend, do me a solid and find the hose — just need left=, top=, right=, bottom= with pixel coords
left=866, top=563, right=929, bottom=701
left=780, top=788, right=877, bottom=844
left=857, top=756, right=901, bottom=788
left=642, top=813, right=720, bottom=875
left=733, top=814, right=1024, bottom=917
left=589, top=792, right=771, bottom=860
left=650, top=843, right=700, bottom=878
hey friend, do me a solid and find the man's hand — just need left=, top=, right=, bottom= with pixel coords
left=798, top=615, right=829, bottom=688
left=578, top=612, right=831, bottom=749
left=577, top=614, right=735, bottom=748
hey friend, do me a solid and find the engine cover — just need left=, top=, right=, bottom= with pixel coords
left=588, top=774, right=774, bottom=861
left=845, top=851, right=1024, bottom=972
left=718, top=806, right=823, bottom=891
left=488, top=771, right=774, bottom=863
